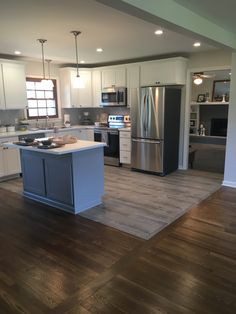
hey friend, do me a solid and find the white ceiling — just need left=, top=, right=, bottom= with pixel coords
left=173, top=0, right=236, bottom=33
left=0, top=0, right=233, bottom=65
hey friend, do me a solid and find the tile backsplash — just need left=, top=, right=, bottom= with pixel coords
left=0, top=106, right=130, bottom=128
left=0, top=110, right=25, bottom=126
left=62, top=107, right=130, bottom=125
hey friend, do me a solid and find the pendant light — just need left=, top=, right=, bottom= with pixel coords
left=70, top=30, right=85, bottom=88
left=45, top=59, right=54, bottom=88
left=37, top=39, right=54, bottom=89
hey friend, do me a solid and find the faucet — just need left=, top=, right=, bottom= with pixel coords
left=45, top=115, right=49, bottom=129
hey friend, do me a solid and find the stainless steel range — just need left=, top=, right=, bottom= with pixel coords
left=94, top=115, right=130, bottom=166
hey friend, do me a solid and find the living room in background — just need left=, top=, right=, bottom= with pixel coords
left=26, top=77, right=58, bottom=119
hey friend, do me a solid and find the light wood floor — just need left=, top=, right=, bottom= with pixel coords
left=81, top=167, right=222, bottom=239
left=0, top=177, right=236, bottom=313
left=0, top=167, right=222, bottom=239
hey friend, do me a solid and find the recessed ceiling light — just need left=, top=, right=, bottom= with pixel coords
left=14, top=50, right=21, bottom=55
left=154, top=29, right=163, bottom=35
left=229, top=72, right=232, bottom=75
left=80, top=60, right=85, bottom=64
left=96, top=48, right=103, bottom=52
left=193, top=42, right=201, bottom=47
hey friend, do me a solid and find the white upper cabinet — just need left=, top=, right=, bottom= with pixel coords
left=101, top=67, right=126, bottom=88
left=73, top=70, right=92, bottom=108
left=140, top=57, right=187, bottom=86
left=0, top=67, right=4, bottom=110
left=60, top=68, right=92, bottom=108
left=59, top=58, right=188, bottom=109
left=126, top=65, right=140, bottom=108
left=92, top=70, right=102, bottom=107
left=0, top=61, right=27, bottom=110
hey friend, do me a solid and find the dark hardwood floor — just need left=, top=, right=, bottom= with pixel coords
left=0, top=185, right=236, bottom=313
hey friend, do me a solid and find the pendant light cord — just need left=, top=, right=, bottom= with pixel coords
left=71, top=31, right=81, bottom=78
left=38, top=39, right=47, bottom=80
left=46, top=59, right=52, bottom=79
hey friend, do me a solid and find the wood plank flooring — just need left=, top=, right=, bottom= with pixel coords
left=0, top=180, right=236, bottom=313
left=0, top=167, right=222, bottom=239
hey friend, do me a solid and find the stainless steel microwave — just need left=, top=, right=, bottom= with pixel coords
left=101, top=87, right=127, bottom=107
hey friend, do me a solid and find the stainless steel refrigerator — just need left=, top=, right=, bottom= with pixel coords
left=131, top=86, right=181, bottom=175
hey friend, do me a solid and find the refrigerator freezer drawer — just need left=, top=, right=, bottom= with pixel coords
left=131, top=139, right=163, bottom=173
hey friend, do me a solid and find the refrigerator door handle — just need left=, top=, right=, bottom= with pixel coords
left=132, top=138, right=161, bottom=144
left=142, top=94, right=147, bottom=131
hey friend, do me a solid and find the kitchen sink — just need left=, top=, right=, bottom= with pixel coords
left=28, top=126, right=72, bottom=131
left=28, top=127, right=54, bottom=131
left=39, top=126, right=54, bottom=130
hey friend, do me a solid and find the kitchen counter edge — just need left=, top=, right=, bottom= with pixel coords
left=4, top=140, right=106, bottom=155
left=0, top=125, right=95, bottom=139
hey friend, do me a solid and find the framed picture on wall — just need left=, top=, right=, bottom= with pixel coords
left=197, top=94, right=206, bottom=102
left=212, top=80, right=230, bottom=102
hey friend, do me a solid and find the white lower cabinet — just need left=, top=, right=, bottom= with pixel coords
left=0, top=137, right=21, bottom=178
left=119, top=130, right=131, bottom=164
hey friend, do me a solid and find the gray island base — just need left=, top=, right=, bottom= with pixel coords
left=9, top=141, right=106, bottom=214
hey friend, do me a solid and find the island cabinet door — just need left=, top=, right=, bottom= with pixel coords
left=21, top=151, right=46, bottom=196
left=44, top=155, right=74, bottom=206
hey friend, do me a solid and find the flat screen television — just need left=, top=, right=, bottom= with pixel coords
left=210, top=118, right=228, bottom=137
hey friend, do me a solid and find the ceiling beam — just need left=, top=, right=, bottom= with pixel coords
left=96, top=0, right=236, bottom=50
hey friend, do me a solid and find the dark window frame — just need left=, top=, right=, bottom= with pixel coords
left=26, top=77, right=58, bottom=119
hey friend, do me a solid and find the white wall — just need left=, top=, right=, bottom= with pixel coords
left=223, top=52, right=236, bottom=187
left=180, top=50, right=232, bottom=171
left=25, top=61, right=60, bottom=78
left=188, top=50, right=232, bottom=69
left=183, top=50, right=236, bottom=188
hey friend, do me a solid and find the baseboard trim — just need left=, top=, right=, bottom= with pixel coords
left=222, top=180, right=236, bottom=188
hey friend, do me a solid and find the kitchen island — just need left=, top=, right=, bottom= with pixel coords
left=5, top=140, right=105, bottom=214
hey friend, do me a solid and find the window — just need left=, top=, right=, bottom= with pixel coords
left=26, top=78, right=58, bottom=119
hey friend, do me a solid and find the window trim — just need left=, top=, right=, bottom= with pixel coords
left=26, top=77, right=58, bottom=120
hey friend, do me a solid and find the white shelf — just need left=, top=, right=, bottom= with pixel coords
left=190, top=101, right=229, bottom=105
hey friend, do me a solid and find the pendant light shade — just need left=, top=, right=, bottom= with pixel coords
left=45, top=59, right=54, bottom=88
left=70, top=30, right=85, bottom=88
left=73, top=75, right=85, bottom=88
left=37, top=39, right=54, bottom=89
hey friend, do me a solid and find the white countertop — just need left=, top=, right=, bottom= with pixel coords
left=4, top=140, right=105, bottom=155
left=0, top=125, right=95, bottom=139
left=0, top=124, right=132, bottom=139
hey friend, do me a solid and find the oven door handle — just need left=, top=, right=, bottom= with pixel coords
left=108, top=130, right=118, bottom=135
left=101, top=131, right=109, bottom=146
